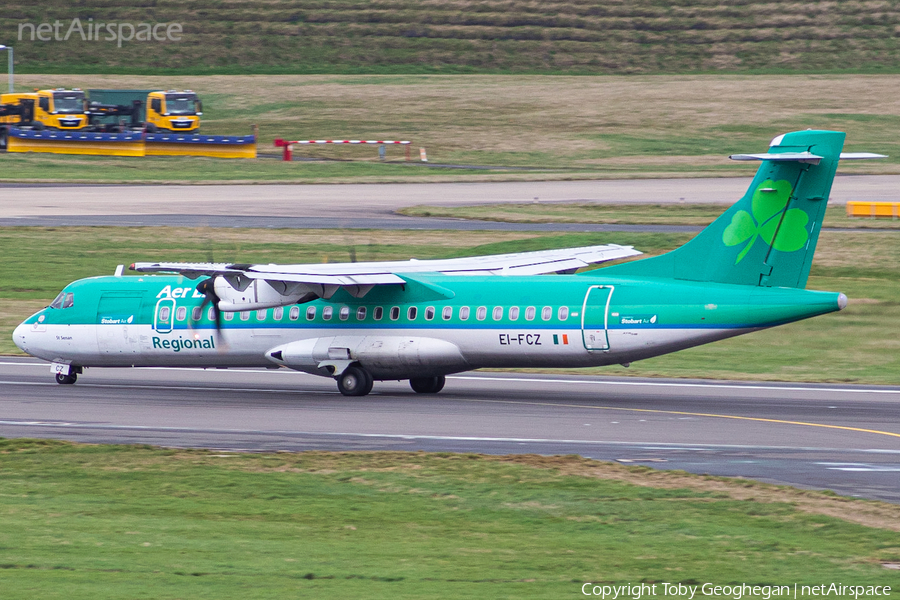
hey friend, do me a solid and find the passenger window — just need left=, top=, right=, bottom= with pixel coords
left=492, top=306, right=503, bottom=321
left=541, top=306, right=552, bottom=321
left=357, top=306, right=367, bottom=320
left=425, top=306, right=435, bottom=320
left=256, top=309, right=267, bottom=320
left=408, top=306, right=417, bottom=320
left=459, top=306, right=470, bottom=321
left=442, top=306, right=452, bottom=320
left=290, top=306, right=300, bottom=320
left=159, top=306, right=170, bottom=321
left=339, top=306, right=350, bottom=321
left=191, top=306, right=202, bottom=321
left=509, top=306, right=519, bottom=321
left=305, top=306, right=315, bottom=320
left=374, top=306, right=383, bottom=320
left=240, top=311, right=250, bottom=321
left=558, top=306, right=569, bottom=320
left=207, top=307, right=216, bottom=321
left=176, top=307, right=187, bottom=321
left=323, top=306, right=333, bottom=320
left=224, top=311, right=234, bottom=321
left=50, top=292, right=65, bottom=309
left=274, top=306, right=284, bottom=320
left=525, top=306, right=536, bottom=321
left=63, top=293, right=74, bottom=309
left=390, top=306, right=400, bottom=320
left=476, top=306, right=487, bottom=321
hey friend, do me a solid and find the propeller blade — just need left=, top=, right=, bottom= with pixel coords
left=195, top=277, right=222, bottom=336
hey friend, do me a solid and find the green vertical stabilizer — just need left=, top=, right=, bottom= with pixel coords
left=601, top=130, right=845, bottom=288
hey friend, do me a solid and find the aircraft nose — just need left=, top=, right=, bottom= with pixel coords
left=12, top=322, right=29, bottom=352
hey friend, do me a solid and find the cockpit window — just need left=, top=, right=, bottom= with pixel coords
left=49, top=292, right=65, bottom=309
left=50, top=291, right=74, bottom=309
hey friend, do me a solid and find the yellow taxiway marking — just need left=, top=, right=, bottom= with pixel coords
left=458, top=398, right=900, bottom=440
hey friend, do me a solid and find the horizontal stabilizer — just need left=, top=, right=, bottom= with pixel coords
left=730, top=151, right=886, bottom=164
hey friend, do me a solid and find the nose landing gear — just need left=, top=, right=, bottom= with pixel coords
left=55, top=372, right=77, bottom=385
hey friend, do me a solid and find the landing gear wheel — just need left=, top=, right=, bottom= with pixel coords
left=337, top=366, right=373, bottom=397
left=0, top=129, right=7, bottom=151
left=55, top=372, right=77, bottom=385
left=145, top=123, right=157, bottom=133
left=409, top=375, right=445, bottom=394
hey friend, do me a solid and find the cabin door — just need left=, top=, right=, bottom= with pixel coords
left=96, top=291, right=144, bottom=355
left=581, top=285, right=613, bottom=351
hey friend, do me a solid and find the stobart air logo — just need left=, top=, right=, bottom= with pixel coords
left=722, top=179, right=809, bottom=264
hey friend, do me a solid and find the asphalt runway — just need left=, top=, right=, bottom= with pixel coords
left=3, top=175, right=900, bottom=229
left=2, top=358, right=898, bottom=502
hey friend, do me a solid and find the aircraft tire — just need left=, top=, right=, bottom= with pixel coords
left=55, top=372, right=77, bottom=385
left=337, top=366, right=372, bottom=397
left=409, top=375, right=445, bottom=394
left=0, top=128, right=7, bottom=151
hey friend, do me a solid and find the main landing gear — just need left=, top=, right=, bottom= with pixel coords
left=337, top=365, right=374, bottom=397
left=334, top=366, right=447, bottom=397
left=409, top=376, right=445, bottom=394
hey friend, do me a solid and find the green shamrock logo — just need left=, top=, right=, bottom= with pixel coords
left=722, top=179, right=809, bottom=264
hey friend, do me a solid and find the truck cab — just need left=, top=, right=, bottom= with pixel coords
left=145, top=90, right=201, bottom=133
left=33, top=89, right=89, bottom=130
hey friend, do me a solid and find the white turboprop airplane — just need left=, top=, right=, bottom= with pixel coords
left=12, top=130, right=875, bottom=397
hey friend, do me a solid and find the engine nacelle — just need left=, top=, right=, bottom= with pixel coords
left=214, top=277, right=329, bottom=312
left=266, top=336, right=469, bottom=379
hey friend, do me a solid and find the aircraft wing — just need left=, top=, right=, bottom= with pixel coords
left=130, top=244, right=641, bottom=283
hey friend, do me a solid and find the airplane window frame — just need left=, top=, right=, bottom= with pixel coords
left=476, top=306, right=487, bottom=321
left=256, top=309, right=267, bottom=321
left=289, top=306, right=300, bottom=321
left=509, top=306, right=519, bottom=321
left=390, top=306, right=400, bottom=321
left=525, top=306, right=536, bottom=321
left=63, top=293, right=75, bottom=309
left=442, top=306, right=452, bottom=320
left=224, top=311, right=234, bottom=321
left=191, top=306, right=202, bottom=321
left=492, top=306, right=503, bottom=321
left=425, top=306, right=435, bottom=321
left=541, top=306, right=552, bottom=321
left=374, top=306, right=383, bottom=320
left=357, top=306, right=367, bottom=320
left=408, top=306, right=417, bottom=320
left=558, top=306, right=569, bottom=321
left=176, top=306, right=187, bottom=321
left=322, top=306, right=333, bottom=321
left=305, top=306, right=316, bottom=320
left=159, top=306, right=170, bottom=322
left=339, top=306, right=350, bottom=321
left=207, top=307, right=216, bottom=321
left=240, top=311, right=250, bottom=321
left=459, top=306, right=470, bottom=321
left=274, top=306, right=284, bottom=321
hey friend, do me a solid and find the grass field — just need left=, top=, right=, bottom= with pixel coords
left=5, top=74, right=900, bottom=182
left=1, top=440, right=898, bottom=599
left=400, top=202, right=900, bottom=230
left=2, top=221, right=898, bottom=384
left=8, top=0, right=900, bottom=75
